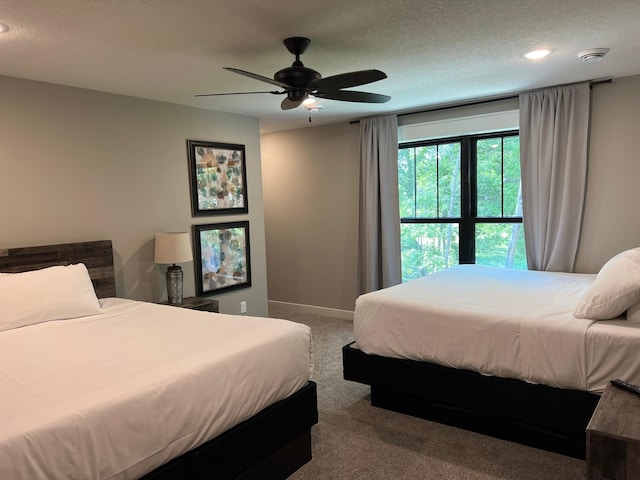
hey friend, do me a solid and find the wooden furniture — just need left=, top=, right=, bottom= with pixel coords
left=165, top=296, right=220, bottom=313
left=343, top=342, right=600, bottom=459
left=587, top=383, right=640, bottom=479
left=0, top=240, right=318, bottom=480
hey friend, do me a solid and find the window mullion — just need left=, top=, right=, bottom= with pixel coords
left=413, top=147, right=417, bottom=218
left=459, top=137, right=474, bottom=264
left=436, top=145, right=440, bottom=218
left=501, top=136, right=505, bottom=217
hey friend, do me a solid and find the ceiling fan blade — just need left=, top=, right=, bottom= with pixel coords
left=195, top=90, right=282, bottom=97
left=224, top=67, right=290, bottom=88
left=315, top=90, right=391, bottom=103
left=313, top=69, right=387, bottom=91
left=281, top=97, right=304, bottom=110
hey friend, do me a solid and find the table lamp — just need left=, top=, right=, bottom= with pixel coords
left=154, top=232, right=193, bottom=305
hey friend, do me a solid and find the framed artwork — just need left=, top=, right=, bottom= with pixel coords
left=187, top=140, right=248, bottom=216
left=193, top=221, right=251, bottom=296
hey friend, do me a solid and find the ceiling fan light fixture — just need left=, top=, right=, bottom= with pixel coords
left=0, top=22, right=9, bottom=34
left=523, top=49, right=552, bottom=60
left=304, top=104, right=324, bottom=112
left=302, top=95, right=317, bottom=106
left=577, top=48, right=609, bottom=62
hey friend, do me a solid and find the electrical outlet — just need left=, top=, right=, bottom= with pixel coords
left=240, top=301, right=247, bottom=313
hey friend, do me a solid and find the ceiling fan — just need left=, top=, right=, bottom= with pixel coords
left=196, top=37, right=391, bottom=111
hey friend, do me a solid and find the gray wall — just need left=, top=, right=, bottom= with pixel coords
left=261, top=122, right=360, bottom=314
left=576, top=75, right=640, bottom=271
left=0, top=75, right=268, bottom=317
left=261, top=74, right=640, bottom=313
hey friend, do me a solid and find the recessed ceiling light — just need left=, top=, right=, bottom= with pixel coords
left=523, top=49, right=552, bottom=60
left=0, top=23, right=9, bottom=34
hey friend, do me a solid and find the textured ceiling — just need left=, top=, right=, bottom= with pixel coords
left=1, top=0, right=639, bottom=133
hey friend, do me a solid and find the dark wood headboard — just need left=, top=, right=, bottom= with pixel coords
left=0, top=240, right=116, bottom=298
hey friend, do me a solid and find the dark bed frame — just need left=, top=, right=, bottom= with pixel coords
left=343, top=341, right=600, bottom=459
left=0, top=240, right=318, bottom=480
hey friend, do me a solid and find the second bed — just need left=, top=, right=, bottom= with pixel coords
left=344, top=261, right=640, bottom=458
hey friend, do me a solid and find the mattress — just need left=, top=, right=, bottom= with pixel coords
left=0, top=298, right=313, bottom=480
left=354, top=265, right=640, bottom=392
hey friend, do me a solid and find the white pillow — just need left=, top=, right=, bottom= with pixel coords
left=0, top=263, right=102, bottom=332
left=573, top=247, right=640, bottom=320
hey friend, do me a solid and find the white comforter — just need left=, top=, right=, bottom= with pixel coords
left=354, top=265, right=640, bottom=392
left=0, top=298, right=313, bottom=480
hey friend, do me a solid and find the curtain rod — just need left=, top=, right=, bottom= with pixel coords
left=349, top=78, right=612, bottom=124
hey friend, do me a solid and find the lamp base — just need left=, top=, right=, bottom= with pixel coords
left=166, top=265, right=184, bottom=305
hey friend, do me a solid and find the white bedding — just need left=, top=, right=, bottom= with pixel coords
left=0, top=298, right=313, bottom=480
left=354, top=265, right=640, bottom=393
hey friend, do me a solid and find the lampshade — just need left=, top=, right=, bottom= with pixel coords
left=154, top=232, right=193, bottom=264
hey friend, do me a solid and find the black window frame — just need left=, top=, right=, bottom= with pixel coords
left=399, top=129, right=521, bottom=265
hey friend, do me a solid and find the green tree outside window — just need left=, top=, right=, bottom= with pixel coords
left=399, top=132, right=526, bottom=282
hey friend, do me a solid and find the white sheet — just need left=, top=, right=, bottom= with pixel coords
left=0, top=298, right=313, bottom=480
left=354, top=265, right=640, bottom=392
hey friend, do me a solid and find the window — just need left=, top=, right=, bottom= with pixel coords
left=398, top=131, right=526, bottom=282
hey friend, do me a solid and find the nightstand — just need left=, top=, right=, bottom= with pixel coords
left=164, top=296, right=219, bottom=313
left=586, top=383, right=640, bottom=479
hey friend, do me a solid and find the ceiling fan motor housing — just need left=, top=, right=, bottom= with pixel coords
left=274, top=66, right=321, bottom=88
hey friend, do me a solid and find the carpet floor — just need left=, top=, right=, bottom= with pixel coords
left=269, top=304, right=586, bottom=480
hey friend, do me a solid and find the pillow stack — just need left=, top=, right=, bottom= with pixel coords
left=573, top=247, right=640, bottom=322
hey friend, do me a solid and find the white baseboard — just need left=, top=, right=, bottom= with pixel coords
left=268, top=300, right=354, bottom=321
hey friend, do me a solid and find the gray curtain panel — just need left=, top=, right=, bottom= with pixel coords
left=358, top=114, right=402, bottom=294
left=519, top=82, right=590, bottom=272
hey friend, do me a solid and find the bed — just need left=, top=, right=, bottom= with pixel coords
left=0, top=240, right=318, bottom=480
left=343, top=251, right=640, bottom=459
